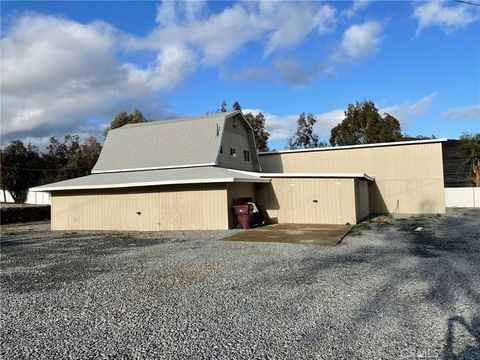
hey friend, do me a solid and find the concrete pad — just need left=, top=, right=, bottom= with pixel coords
left=221, top=223, right=354, bottom=246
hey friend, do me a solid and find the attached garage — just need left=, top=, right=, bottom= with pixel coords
left=255, top=173, right=373, bottom=225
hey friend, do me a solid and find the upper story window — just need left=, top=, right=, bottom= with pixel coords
left=230, top=147, right=236, bottom=157
left=220, top=145, right=223, bottom=154
left=243, top=150, right=250, bottom=162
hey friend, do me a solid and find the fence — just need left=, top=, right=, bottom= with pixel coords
left=444, top=187, right=480, bottom=208
left=0, top=190, right=51, bottom=205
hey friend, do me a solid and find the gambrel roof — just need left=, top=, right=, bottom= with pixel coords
left=92, top=111, right=241, bottom=174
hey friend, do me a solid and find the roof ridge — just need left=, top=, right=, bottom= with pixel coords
left=122, top=110, right=239, bottom=129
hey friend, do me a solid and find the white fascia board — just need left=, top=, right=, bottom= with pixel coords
left=258, top=138, right=448, bottom=156
left=30, top=177, right=237, bottom=192
left=91, top=163, right=216, bottom=174
left=225, top=169, right=374, bottom=181
left=30, top=175, right=271, bottom=192
left=259, top=172, right=375, bottom=181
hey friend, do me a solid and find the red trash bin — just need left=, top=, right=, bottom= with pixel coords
left=233, top=204, right=253, bottom=229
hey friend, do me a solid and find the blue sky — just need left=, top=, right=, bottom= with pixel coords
left=1, top=1, right=479, bottom=150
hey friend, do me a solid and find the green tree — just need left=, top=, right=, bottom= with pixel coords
left=287, top=113, right=326, bottom=149
left=104, top=109, right=147, bottom=137
left=459, top=132, right=480, bottom=186
left=329, top=101, right=402, bottom=146
left=243, top=112, right=270, bottom=152
left=220, top=100, right=227, bottom=113
left=42, top=135, right=102, bottom=183
left=232, top=101, right=241, bottom=111
left=0, top=140, right=41, bottom=203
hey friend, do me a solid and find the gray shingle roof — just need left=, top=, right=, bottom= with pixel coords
left=92, top=111, right=240, bottom=173
left=31, top=166, right=270, bottom=191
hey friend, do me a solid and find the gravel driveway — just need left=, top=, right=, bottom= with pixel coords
left=1, top=208, right=479, bottom=359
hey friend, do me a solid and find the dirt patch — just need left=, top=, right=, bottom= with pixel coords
left=221, top=223, right=354, bottom=245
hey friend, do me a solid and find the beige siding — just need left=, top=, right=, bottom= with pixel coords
left=355, top=180, right=370, bottom=222
left=259, top=142, right=445, bottom=214
left=255, top=178, right=357, bottom=225
left=51, top=184, right=229, bottom=231
left=217, top=114, right=261, bottom=172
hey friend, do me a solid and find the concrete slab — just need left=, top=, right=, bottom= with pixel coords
left=221, top=223, right=354, bottom=246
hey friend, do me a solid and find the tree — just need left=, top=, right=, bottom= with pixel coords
left=287, top=113, right=326, bottom=150
left=41, top=135, right=102, bottom=183
left=104, top=109, right=147, bottom=137
left=459, top=132, right=480, bottom=187
left=244, top=112, right=270, bottom=152
left=0, top=141, right=41, bottom=203
left=232, top=101, right=241, bottom=111
left=329, top=100, right=402, bottom=146
left=219, top=100, right=227, bottom=113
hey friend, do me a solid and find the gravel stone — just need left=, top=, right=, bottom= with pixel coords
left=1, top=208, right=479, bottom=359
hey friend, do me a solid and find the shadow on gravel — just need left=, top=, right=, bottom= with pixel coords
left=0, top=232, right=168, bottom=294
left=443, top=315, right=480, bottom=360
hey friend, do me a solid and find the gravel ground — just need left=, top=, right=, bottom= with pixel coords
left=1, top=208, right=479, bottom=359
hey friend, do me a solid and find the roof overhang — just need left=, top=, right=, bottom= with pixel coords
left=260, top=172, right=375, bottom=181
left=258, top=138, right=448, bottom=156
left=231, top=169, right=375, bottom=182
left=31, top=167, right=270, bottom=192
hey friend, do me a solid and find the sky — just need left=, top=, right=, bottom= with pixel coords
left=1, top=0, right=479, bottom=151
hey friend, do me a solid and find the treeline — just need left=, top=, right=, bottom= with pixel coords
left=0, top=109, right=148, bottom=203
left=0, top=136, right=102, bottom=202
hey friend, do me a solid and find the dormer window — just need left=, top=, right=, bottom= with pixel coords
left=230, top=147, right=236, bottom=157
left=243, top=150, right=250, bottom=162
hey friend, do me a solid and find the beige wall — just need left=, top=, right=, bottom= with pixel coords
left=259, top=142, right=445, bottom=214
left=255, top=178, right=359, bottom=225
left=217, top=114, right=261, bottom=172
left=355, top=180, right=370, bottom=222
left=51, top=184, right=229, bottom=231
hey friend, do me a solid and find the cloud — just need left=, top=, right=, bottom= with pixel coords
left=140, top=1, right=337, bottom=64
left=413, top=0, right=480, bottom=34
left=274, top=58, right=329, bottom=87
left=340, top=21, right=383, bottom=59
left=381, top=93, right=436, bottom=123
left=0, top=13, right=182, bottom=144
left=260, top=2, right=336, bottom=56
left=342, top=0, right=371, bottom=19
left=243, top=108, right=345, bottom=141
left=443, top=105, right=480, bottom=120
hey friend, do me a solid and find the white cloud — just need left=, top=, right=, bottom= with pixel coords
left=260, top=2, right=336, bottom=56
left=443, top=105, right=480, bottom=120
left=340, top=21, right=383, bottom=59
left=342, top=0, right=371, bottom=19
left=381, top=93, right=436, bottom=123
left=243, top=108, right=345, bottom=141
left=413, top=0, right=480, bottom=34
left=140, top=1, right=337, bottom=64
left=0, top=13, right=183, bottom=142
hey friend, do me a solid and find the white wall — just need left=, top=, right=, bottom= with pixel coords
left=0, top=190, right=51, bottom=205
left=444, top=187, right=480, bottom=208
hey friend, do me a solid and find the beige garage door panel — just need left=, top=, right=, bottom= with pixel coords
left=51, top=184, right=229, bottom=231
left=258, top=178, right=357, bottom=225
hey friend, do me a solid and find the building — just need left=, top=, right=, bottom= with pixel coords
left=31, top=111, right=446, bottom=231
